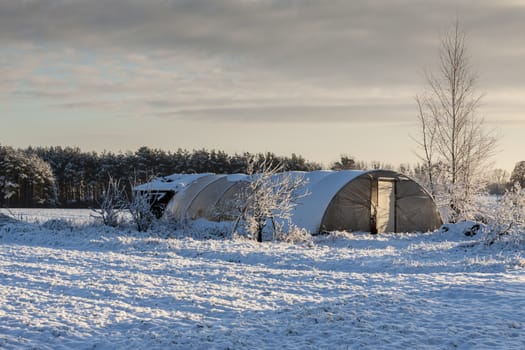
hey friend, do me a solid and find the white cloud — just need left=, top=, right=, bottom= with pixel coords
left=1, top=0, right=524, bottom=170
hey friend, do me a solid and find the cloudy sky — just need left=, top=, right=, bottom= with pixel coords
left=1, top=0, right=525, bottom=170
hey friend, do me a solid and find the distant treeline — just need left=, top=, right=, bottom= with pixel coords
left=1, top=145, right=516, bottom=208
left=0, top=145, right=322, bottom=208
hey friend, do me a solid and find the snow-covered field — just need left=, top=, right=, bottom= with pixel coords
left=1, top=209, right=524, bottom=349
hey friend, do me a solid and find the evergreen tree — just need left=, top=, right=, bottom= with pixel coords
left=0, top=146, right=57, bottom=207
left=510, top=161, right=525, bottom=188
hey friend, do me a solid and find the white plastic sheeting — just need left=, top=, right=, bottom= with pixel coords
left=289, top=171, right=364, bottom=233
left=165, top=174, right=223, bottom=220
left=136, top=170, right=442, bottom=233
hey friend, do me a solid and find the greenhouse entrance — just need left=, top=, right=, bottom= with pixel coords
left=373, top=178, right=396, bottom=233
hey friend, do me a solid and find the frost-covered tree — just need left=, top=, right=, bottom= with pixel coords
left=27, top=153, right=58, bottom=206
left=92, top=176, right=126, bottom=227
left=510, top=161, right=525, bottom=188
left=4, top=145, right=322, bottom=208
left=330, top=156, right=392, bottom=172
left=232, top=156, right=309, bottom=242
left=92, top=174, right=156, bottom=231
left=368, top=160, right=395, bottom=171
left=34, top=146, right=100, bottom=206
left=0, top=146, right=57, bottom=207
left=282, top=153, right=321, bottom=171
left=331, top=155, right=358, bottom=170
left=133, top=146, right=163, bottom=182
left=414, top=21, right=497, bottom=221
left=484, top=183, right=525, bottom=246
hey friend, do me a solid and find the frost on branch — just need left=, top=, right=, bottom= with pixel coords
left=0, top=146, right=57, bottom=207
left=231, top=156, right=310, bottom=242
left=484, top=183, right=525, bottom=246
left=93, top=176, right=157, bottom=232
left=126, top=179, right=156, bottom=232
left=413, top=22, right=497, bottom=223
left=92, top=176, right=126, bottom=227
left=128, top=186, right=156, bottom=232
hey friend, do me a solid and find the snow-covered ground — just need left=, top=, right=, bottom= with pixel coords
left=1, top=210, right=524, bottom=349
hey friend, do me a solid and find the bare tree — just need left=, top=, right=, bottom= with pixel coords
left=413, top=95, right=438, bottom=196
left=232, top=156, right=309, bottom=242
left=414, top=21, right=498, bottom=221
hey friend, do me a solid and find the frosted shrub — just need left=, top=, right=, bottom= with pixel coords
left=128, top=190, right=156, bottom=232
left=484, top=183, right=525, bottom=246
left=92, top=176, right=126, bottom=227
left=436, top=180, right=489, bottom=224
left=42, top=219, right=74, bottom=231
left=180, top=219, right=234, bottom=240
left=232, top=156, right=310, bottom=242
left=274, top=224, right=312, bottom=244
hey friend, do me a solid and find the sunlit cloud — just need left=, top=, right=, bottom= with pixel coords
left=1, top=0, right=524, bottom=169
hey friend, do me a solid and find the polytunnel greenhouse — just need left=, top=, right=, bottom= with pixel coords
left=134, top=170, right=442, bottom=234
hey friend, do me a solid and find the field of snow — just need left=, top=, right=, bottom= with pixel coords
left=1, top=209, right=524, bottom=349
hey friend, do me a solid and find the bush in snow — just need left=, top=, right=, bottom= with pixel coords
left=92, top=175, right=158, bottom=232
left=436, top=180, right=490, bottom=224
left=91, top=176, right=126, bottom=227
left=128, top=189, right=156, bottom=232
left=273, top=224, right=312, bottom=244
left=42, top=219, right=74, bottom=231
left=176, top=218, right=234, bottom=240
left=483, top=183, right=525, bottom=246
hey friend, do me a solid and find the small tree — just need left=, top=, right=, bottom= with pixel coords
left=92, top=175, right=126, bottom=227
left=414, top=21, right=498, bottom=222
left=232, top=156, right=309, bottom=242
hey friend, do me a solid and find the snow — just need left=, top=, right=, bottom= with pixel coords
left=1, top=209, right=524, bottom=349
left=226, top=174, right=249, bottom=182
left=134, top=173, right=213, bottom=192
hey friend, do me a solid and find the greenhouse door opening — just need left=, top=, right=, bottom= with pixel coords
left=375, top=179, right=396, bottom=233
